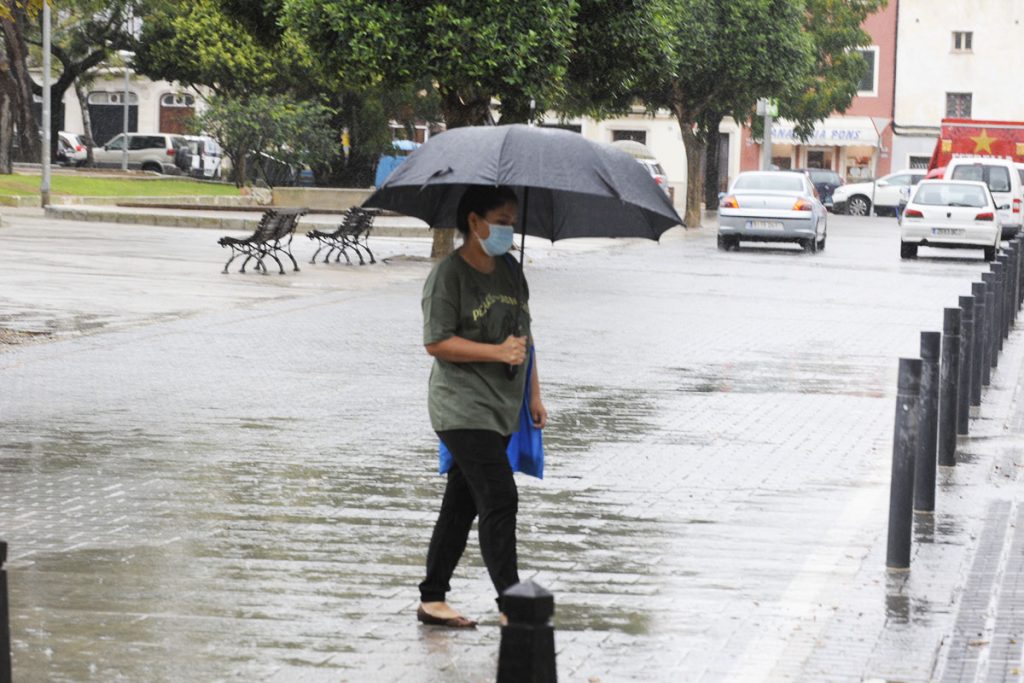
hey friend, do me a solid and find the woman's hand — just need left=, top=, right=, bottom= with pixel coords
left=529, top=396, right=548, bottom=429
left=496, top=335, right=527, bottom=365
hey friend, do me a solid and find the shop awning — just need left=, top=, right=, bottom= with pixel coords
left=769, top=117, right=880, bottom=147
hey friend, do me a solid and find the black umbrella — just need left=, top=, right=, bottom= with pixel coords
left=363, top=124, right=683, bottom=243
left=364, top=124, right=684, bottom=376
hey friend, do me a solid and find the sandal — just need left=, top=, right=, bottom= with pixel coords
left=417, top=605, right=478, bottom=628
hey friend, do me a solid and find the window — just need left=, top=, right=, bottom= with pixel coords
left=953, top=31, right=973, bottom=52
left=856, top=47, right=879, bottom=95
left=104, top=134, right=125, bottom=150
left=611, top=129, right=646, bottom=145
left=128, top=136, right=166, bottom=150
left=734, top=174, right=805, bottom=192
left=913, top=183, right=988, bottom=207
left=886, top=174, right=913, bottom=186
left=908, top=155, right=931, bottom=170
left=951, top=164, right=1012, bottom=193
left=160, top=93, right=195, bottom=108
left=86, top=91, right=139, bottom=105
left=946, top=92, right=972, bottom=117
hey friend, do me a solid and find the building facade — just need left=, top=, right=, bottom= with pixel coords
left=892, top=0, right=1024, bottom=171
left=739, top=1, right=898, bottom=181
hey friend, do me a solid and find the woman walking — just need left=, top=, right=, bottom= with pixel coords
left=417, top=185, right=547, bottom=628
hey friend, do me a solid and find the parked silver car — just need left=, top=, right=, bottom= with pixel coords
left=718, top=171, right=828, bottom=253
left=91, top=133, right=191, bottom=174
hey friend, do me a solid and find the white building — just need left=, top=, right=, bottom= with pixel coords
left=535, top=107, right=742, bottom=211
left=58, top=68, right=203, bottom=145
left=893, top=0, right=1024, bottom=169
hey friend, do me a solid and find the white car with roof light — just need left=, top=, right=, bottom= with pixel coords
left=944, top=156, right=1023, bottom=239
left=899, top=179, right=1001, bottom=260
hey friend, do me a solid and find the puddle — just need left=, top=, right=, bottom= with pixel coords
left=668, top=359, right=888, bottom=397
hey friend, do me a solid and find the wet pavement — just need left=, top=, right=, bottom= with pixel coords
left=3, top=209, right=1024, bottom=681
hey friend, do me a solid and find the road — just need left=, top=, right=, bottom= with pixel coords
left=2, top=211, right=1022, bottom=682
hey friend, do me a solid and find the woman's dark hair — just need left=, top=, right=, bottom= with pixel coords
left=455, top=185, right=518, bottom=235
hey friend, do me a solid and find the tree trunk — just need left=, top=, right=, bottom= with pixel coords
left=679, top=119, right=704, bottom=229
left=0, top=89, right=12, bottom=174
left=703, top=112, right=723, bottom=212
left=74, top=79, right=95, bottom=164
left=430, top=87, right=492, bottom=259
left=3, top=9, right=39, bottom=163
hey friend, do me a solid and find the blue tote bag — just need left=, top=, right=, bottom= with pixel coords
left=438, top=347, right=544, bottom=479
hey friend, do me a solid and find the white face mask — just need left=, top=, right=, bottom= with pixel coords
left=477, top=223, right=515, bottom=256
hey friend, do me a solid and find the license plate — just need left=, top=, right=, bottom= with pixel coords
left=931, top=228, right=965, bottom=236
left=749, top=220, right=784, bottom=231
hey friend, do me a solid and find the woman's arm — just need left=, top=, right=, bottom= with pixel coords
left=426, top=335, right=527, bottom=365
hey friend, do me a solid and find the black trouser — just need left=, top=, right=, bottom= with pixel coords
left=419, top=429, right=519, bottom=610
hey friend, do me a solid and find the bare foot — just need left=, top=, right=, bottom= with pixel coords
left=420, top=601, right=464, bottom=620
left=499, top=612, right=509, bottom=627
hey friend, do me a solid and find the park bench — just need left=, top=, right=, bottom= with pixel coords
left=217, top=207, right=307, bottom=275
left=306, top=206, right=378, bottom=266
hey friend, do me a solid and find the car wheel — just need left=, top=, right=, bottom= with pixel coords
left=141, top=162, right=162, bottom=174
left=847, top=196, right=870, bottom=216
left=818, top=234, right=827, bottom=252
left=984, top=245, right=997, bottom=261
left=900, top=242, right=918, bottom=259
left=801, top=237, right=818, bottom=254
left=717, top=235, right=729, bottom=251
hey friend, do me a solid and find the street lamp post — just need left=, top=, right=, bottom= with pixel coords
left=120, top=51, right=132, bottom=172
left=40, top=1, right=51, bottom=206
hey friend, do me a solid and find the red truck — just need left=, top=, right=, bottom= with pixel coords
left=928, top=118, right=1024, bottom=171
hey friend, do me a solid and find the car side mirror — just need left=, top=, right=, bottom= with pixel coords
left=876, top=180, right=889, bottom=187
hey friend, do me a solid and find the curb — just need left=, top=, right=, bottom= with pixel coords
left=43, top=206, right=431, bottom=239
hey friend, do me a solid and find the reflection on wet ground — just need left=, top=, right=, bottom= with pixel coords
left=1, top=217, right=1018, bottom=681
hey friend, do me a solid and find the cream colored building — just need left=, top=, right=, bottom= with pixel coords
left=893, top=0, right=1024, bottom=169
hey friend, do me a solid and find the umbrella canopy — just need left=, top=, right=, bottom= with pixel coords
left=363, top=124, right=683, bottom=241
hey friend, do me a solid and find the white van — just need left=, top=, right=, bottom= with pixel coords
left=944, top=156, right=1023, bottom=238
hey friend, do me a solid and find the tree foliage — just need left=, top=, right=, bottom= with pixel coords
left=282, top=0, right=576, bottom=127
left=194, top=94, right=336, bottom=187
left=777, top=0, right=887, bottom=138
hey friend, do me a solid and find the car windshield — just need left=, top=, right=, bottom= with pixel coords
left=808, top=170, right=840, bottom=184
left=733, top=174, right=805, bottom=192
left=950, top=164, right=1012, bottom=193
left=913, top=183, right=989, bottom=208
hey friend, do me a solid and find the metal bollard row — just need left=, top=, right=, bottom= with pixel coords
left=887, top=236, right=1024, bottom=570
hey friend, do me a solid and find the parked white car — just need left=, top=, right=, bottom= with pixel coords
left=57, top=131, right=88, bottom=166
left=832, top=169, right=926, bottom=216
left=899, top=179, right=1001, bottom=260
left=184, top=134, right=223, bottom=179
left=944, top=156, right=1023, bottom=239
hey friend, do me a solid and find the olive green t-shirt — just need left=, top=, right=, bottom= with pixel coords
left=422, top=251, right=532, bottom=436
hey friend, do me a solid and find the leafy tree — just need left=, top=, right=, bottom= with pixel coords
left=282, top=0, right=577, bottom=256
left=776, top=0, right=887, bottom=139
left=0, top=0, right=44, bottom=170
left=194, top=94, right=336, bottom=187
left=134, top=0, right=440, bottom=188
left=647, top=0, right=814, bottom=227
left=22, top=0, right=136, bottom=164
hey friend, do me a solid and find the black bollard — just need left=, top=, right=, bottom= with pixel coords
left=957, top=296, right=974, bottom=436
left=1, top=540, right=9, bottom=683
left=938, top=308, right=961, bottom=467
left=996, top=257, right=1011, bottom=343
left=982, top=271, right=998, bottom=371
left=1000, top=251, right=1014, bottom=335
left=497, top=581, right=557, bottom=683
left=915, top=332, right=941, bottom=512
left=971, top=281, right=988, bottom=399
left=992, top=261, right=1006, bottom=351
left=888, top=358, right=922, bottom=570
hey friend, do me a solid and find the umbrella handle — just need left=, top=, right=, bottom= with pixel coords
left=506, top=364, right=519, bottom=380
